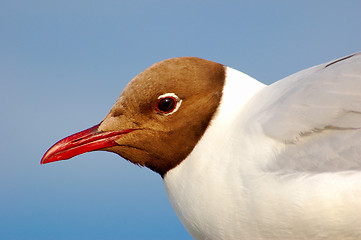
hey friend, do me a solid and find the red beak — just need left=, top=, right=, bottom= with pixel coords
left=41, top=123, right=133, bottom=164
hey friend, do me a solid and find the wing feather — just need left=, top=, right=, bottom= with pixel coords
left=247, top=53, right=361, bottom=172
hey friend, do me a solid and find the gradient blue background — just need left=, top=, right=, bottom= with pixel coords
left=1, top=1, right=360, bottom=239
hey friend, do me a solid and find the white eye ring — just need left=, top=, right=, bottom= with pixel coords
left=156, top=93, right=182, bottom=116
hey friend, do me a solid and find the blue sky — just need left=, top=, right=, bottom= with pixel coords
left=1, top=1, right=360, bottom=239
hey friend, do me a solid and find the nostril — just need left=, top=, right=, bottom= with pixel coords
left=111, top=108, right=124, bottom=117
left=132, top=121, right=141, bottom=127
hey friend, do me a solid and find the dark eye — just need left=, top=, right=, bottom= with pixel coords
left=156, top=97, right=177, bottom=113
left=156, top=93, right=182, bottom=115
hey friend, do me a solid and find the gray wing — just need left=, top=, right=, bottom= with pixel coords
left=251, top=53, right=361, bottom=172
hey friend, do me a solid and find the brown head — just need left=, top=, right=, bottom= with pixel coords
left=41, top=57, right=225, bottom=177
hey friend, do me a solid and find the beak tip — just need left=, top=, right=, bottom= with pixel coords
left=40, top=156, right=50, bottom=165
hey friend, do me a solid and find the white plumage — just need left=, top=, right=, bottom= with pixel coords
left=164, top=53, right=361, bottom=240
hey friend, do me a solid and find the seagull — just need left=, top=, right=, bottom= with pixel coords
left=42, top=53, right=361, bottom=240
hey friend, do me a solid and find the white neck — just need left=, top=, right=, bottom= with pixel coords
left=163, top=67, right=265, bottom=239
